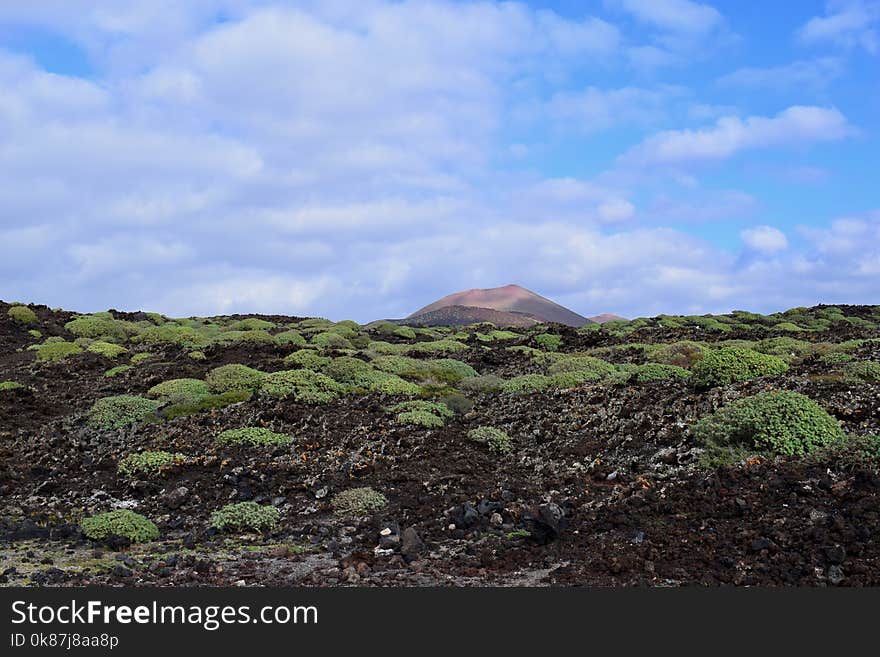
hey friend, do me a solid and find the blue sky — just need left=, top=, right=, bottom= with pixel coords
left=1, top=0, right=878, bottom=321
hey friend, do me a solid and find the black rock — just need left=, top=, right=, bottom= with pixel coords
left=522, top=503, right=566, bottom=544
left=824, top=545, right=846, bottom=564
left=449, top=503, right=479, bottom=530
left=401, top=527, right=425, bottom=559
left=111, top=565, right=132, bottom=578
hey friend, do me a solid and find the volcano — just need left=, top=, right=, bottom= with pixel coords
left=405, top=284, right=591, bottom=327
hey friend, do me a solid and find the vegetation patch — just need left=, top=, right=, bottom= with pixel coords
left=261, top=369, right=343, bottom=403
left=147, top=378, right=211, bottom=404
left=88, top=395, right=162, bottom=430
left=87, top=341, right=129, bottom=359
left=501, top=373, right=553, bottom=393
left=118, top=451, right=185, bottom=478
left=205, top=364, right=265, bottom=393
left=691, top=347, right=788, bottom=388
left=631, top=363, right=690, bottom=383
left=162, top=390, right=251, bottom=420
left=331, top=487, right=388, bottom=517
left=844, top=361, right=880, bottom=382
left=215, top=427, right=294, bottom=448
left=8, top=305, right=38, bottom=324
left=467, top=426, right=513, bottom=454
left=692, top=390, right=844, bottom=458
left=0, top=381, right=25, bottom=392
left=36, top=341, right=83, bottom=362
left=81, top=510, right=159, bottom=544
left=210, top=502, right=280, bottom=534
left=534, top=333, right=563, bottom=351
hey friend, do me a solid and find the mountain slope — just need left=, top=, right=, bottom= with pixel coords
left=406, top=284, right=591, bottom=327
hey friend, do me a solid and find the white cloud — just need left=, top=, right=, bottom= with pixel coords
left=607, top=0, right=723, bottom=35
left=798, top=0, right=880, bottom=54
left=622, top=106, right=853, bottom=166
left=741, top=226, right=789, bottom=253
left=717, top=57, right=845, bottom=91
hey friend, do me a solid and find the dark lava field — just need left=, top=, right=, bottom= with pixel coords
left=1, top=301, right=879, bottom=587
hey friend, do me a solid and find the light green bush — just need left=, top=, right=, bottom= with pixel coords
left=844, top=361, right=880, bottom=382
left=81, top=510, right=159, bottom=544
left=458, top=374, right=506, bottom=394
left=283, top=349, right=332, bottom=371
left=274, top=330, right=307, bottom=347
left=87, top=341, right=129, bottom=359
left=210, top=502, right=280, bottom=534
left=691, top=347, right=788, bottom=388
left=88, top=395, right=161, bottom=430
left=692, top=390, right=844, bottom=457
left=632, top=363, right=690, bottom=383
left=547, top=355, right=616, bottom=380
left=468, top=426, right=513, bottom=454
left=118, top=451, right=185, bottom=478
left=205, top=364, right=265, bottom=393
left=8, top=305, right=38, bottom=324
left=36, top=341, right=83, bottom=362
left=260, top=369, right=343, bottom=403
left=534, top=333, right=563, bottom=351
left=215, top=427, right=293, bottom=448
left=369, top=374, right=423, bottom=396
left=104, top=365, right=132, bottom=378
left=0, top=381, right=25, bottom=392
left=404, top=339, right=468, bottom=355
left=228, top=318, right=276, bottom=331
left=147, top=378, right=211, bottom=404
left=501, top=374, right=553, bottom=393
left=648, top=341, right=705, bottom=368
left=65, top=316, right=128, bottom=340
left=162, top=390, right=251, bottom=420
left=311, top=331, right=353, bottom=350
left=331, top=487, right=388, bottom=517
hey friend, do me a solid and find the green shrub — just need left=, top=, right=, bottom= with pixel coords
left=691, top=347, right=788, bottom=388
left=534, top=333, right=563, bottom=351
left=820, top=351, right=854, bottom=365
left=648, top=341, right=705, bottom=368
left=311, top=331, right=353, bottom=350
left=188, top=351, right=206, bottom=360
left=773, top=322, right=804, bottom=332
left=134, top=324, right=208, bottom=348
left=322, top=357, right=376, bottom=385
left=65, top=316, right=127, bottom=340
left=87, top=341, right=129, bottom=359
left=371, top=355, right=424, bottom=376
left=8, top=305, right=38, bottom=324
left=331, top=487, right=388, bottom=517
left=844, top=361, right=880, bottom=382
left=81, top=510, right=159, bottom=544
left=274, top=330, right=307, bottom=347
left=390, top=400, right=454, bottom=419
left=216, top=427, right=293, bottom=448
left=396, top=410, right=444, bottom=428
left=0, top=381, right=25, bottom=392
left=283, top=349, right=332, bottom=371
left=28, top=329, right=42, bottom=338
left=162, top=390, right=251, bottom=420
left=632, top=363, right=690, bottom=383
left=392, top=325, right=417, bottom=340
left=88, top=395, right=161, bottom=430
left=261, top=369, right=343, bottom=403
left=228, top=318, right=276, bottom=331
left=118, top=451, right=185, bottom=478
left=130, top=352, right=152, bottom=365
left=36, top=341, right=83, bottom=362
left=547, top=355, right=616, bottom=380
left=458, top=374, right=506, bottom=394
left=754, top=337, right=812, bottom=360
left=501, top=374, right=553, bottom=393
left=212, top=329, right=274, bottom=345
left=369, top=374, right=422, bottom=396
left=104, top=365, right=132, bottom=378
left=547, top=371, right=602, bottom=388
left=364, top=340, right=406, bottom=356
left=148, top=378, right=211, bottom=404
left=404, top=339, right=468, bottom=355
left=210, top=502, right=280, bottom=534
left=205, top=364, right=265, bottom=393
left=468, top=426, right=513, bottom=454
left=692, top=390, right=844, bottom=457
left=414, top=358, right=478, bottom=383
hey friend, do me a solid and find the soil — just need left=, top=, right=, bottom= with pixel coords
left=1, top=302, right=879, bottom=587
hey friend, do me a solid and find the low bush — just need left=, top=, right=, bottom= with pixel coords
left=65, top=316, right=128, bottom=341
left=261, top=369, right=343, bottom=403
left=311, top=331, right=353, bottom=350
left=396, top=410, right=444, bottom=428
left=130, top=352, right=152, bottom=365
left=274, top=330, right=307, bottom=347
left=188, top=351, right=206, bottom=360
left=87, top=341, right=129, bottom=359
left=754, top=337, right=812, bottom=361
left=631, top=363, right=690, bottom=384
left=692, top=390, right=844, bottom=458
left=8, top=305, right=37, bottom=324
left=404, top=339, right=468, bottom=355
left=534, top=333, right=563, bottom=351
left=844, top=361, right=880, bottom=382
left=820, top=351, right=854, bottom=365
left=547, top=355, right=616, bottom=380
left=88, top=395, right=161, bottom=430
left=369, top=374, right=422, bottom=396
left=81, top=510, right=159, bottom=544
left=331, top=487, right=388, bottom=517
left=134, top=324, right=207, bottom=348
left=501, top=374, right=553, bottom=393
left=210, top=502, right=280, bottom=534
left=162, top=390, right=251, bottom=420
left=648, top=341, right=705, bottom=368
left=468, top=426, right=513, bottom=454
left=458, top=374, right=506, bottom=394
left=205, top=364, right=265, bottom=393
left=284, top=349, right=332, bottom=371
left=118, top=451, right=185, bottom=478
left=36, top=341, right=83, bottom=362
left=104, top=365, right=132, bottom=378
left=215, top=427, right=293, bottom=448
left=691, top=347, right=788, bottom=388
left=147, top=378, right=211, bottom=404
left=228, top=318, right=276, bottom=331
left=0, top=381, right=25, bottom=392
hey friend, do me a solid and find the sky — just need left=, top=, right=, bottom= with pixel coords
left=0, top=0, right=879, bottom=322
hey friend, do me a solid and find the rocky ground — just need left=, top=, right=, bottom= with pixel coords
left=1, top=302, right=879, bottom=586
